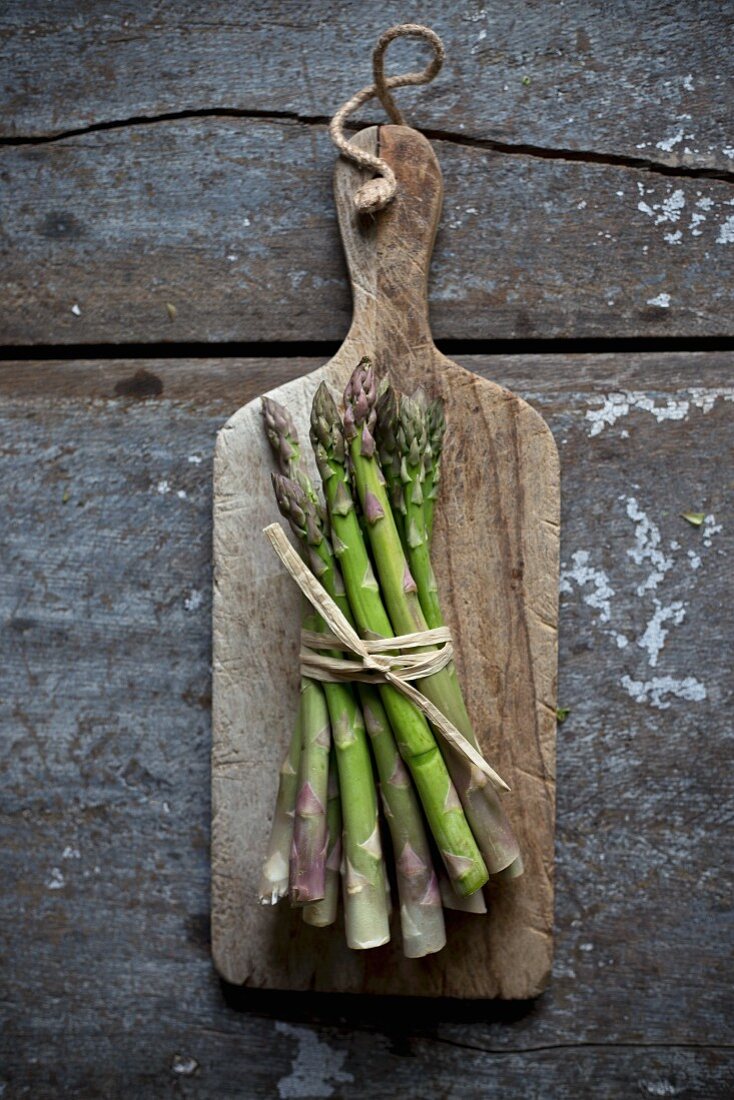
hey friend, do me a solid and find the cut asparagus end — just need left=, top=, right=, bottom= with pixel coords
left=396, top=863, right=447, bottom=958
left=258, top=711, right=302, bottom=906
left=258, top=850, right=290, bottom=906
left=342, top=858, right=391, bottom=950
left=438, top=872, right=488, bottom=914
left=492, top=854, right=525, bottom=881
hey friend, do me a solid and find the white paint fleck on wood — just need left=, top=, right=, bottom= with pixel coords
left=584, top=388, right=734, bottom=436
left=559, top=552, right=614, bottom=622
left=275, top=1023, right=353, bottom=1099
left=638, top=600, right=686, bottom=667
left=620, top=674, right=707, bottom=709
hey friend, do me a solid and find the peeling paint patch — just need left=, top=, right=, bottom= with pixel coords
left=647, top=293, right=671, bottom=309
left=637, top=188, right=685, bottom=226
left=656, top=130, right=684, bottom=152
left=560, top=551, right=614, bottom=622
left=638, top=599, right=686, bottom=667
left=626, top=497, right=674, bottom=595
left=275, top=1023, right=354, bottom=1099
left=171, top=1054, right=199, bottom=1077
left=184, top=589, right=203, bottom=612
left=584, top=388, right=734, bottom=436
left=702, top=514, right=723, bottom=548
left=621, top=674, right=706, bottom=709
left=641, top=1077, right=684, bottom=1096
left=716, top=215, right=734, bottom=244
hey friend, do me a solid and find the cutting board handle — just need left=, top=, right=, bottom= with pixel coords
left=334, top=125, right=444, bottom=355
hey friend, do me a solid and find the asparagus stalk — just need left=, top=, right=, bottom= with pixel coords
left=310, top=383, right=488, bottom=898
left=258, top=706, right=302, bottom=905
left=321, top=661, right=389, bottom=948
left=290, top=673, right=331, bottom=905
left=344, top=360, right=521, bottom=876
left=303, top=750, right=342, bottom=927
left=374, top=386, right=406, bottom=540
left=273, top=470, right=445, bottom=956
left=364, top=696, right=445, bottom=955
left=266, top=404, right=390, bottom=947
left=400, top=392, right=526, bottom=883
left=395, top=393, right=443, bottom=630
left=423, top=396, right=445, bottom=542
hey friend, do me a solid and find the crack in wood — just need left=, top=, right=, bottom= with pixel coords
left=430, top=1036, right=734, bottom=1058
left=2, top=106, right=733, bottom=186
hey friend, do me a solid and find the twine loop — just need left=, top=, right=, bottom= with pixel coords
left=329, top=23, right=445, bottom=215
left=265, top=523, right=510, bottom=794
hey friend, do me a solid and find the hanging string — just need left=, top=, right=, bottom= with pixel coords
left=328, top=23, right=445, bottom=215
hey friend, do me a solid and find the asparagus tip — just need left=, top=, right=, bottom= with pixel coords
left=262, top=396, right=300, bottom=472
left=310, top=382, right=346, bottom=468
left=344, top=359, right=378, bottom=446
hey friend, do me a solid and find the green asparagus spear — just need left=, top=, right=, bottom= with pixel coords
left=303, top=749, right=342, bottom=927
left=399, top=391, right=526, bottom=882
left=290, top=673, right=331, bottom=905
left=396, top=393, right=443, bottom=630
left=273, top=468, right=445, bottom=955
left=258, top=705, right=302, bottom=905
left=374, top=385, right=406, bottom=540
left=310, top=383, right=488, bottom=897
left=344, top=360, right=521, bottom=875
left=423, top=396, right=446, bottom=542
left=265, top=403, right=390, bottom=947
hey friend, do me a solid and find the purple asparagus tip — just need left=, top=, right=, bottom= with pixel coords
left=262, top=396, right=300, bottom=473
left=343, top=358, right=378, bottom=444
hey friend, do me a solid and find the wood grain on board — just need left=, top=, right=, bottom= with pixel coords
left=1, top=353, right=732, bottom=1093
left=212, top=126, right=558, bottom=998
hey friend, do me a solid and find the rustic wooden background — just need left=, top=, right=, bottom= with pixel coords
left=1, top=3, right=732, bottom=1097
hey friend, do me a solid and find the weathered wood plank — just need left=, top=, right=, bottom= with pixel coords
left=1, top=354, right=732, bottom=1095
left=2, top=119, right=732, bottom=346
left=2, top=0, right=732, bottom=176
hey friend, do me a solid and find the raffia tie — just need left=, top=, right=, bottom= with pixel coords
left=265, top=524, right=510, bottom=794
left=329, top=23, right=445, bottom=215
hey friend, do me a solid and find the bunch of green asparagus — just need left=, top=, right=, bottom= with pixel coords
left=258, top=358, right=521, bottom=957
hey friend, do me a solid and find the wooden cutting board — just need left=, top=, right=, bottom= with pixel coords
left=211, top=125, right=559, bottom=999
